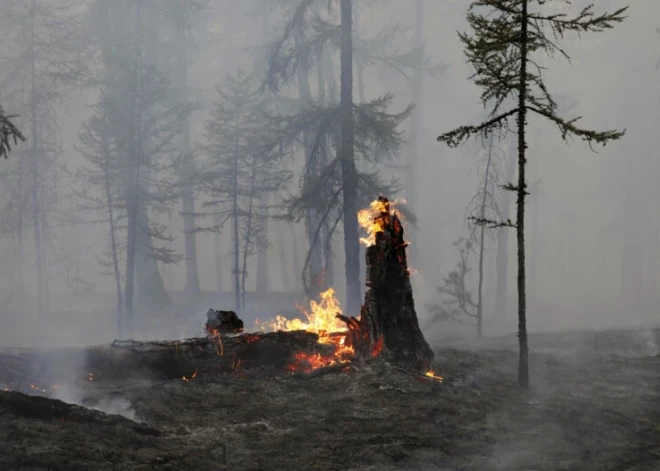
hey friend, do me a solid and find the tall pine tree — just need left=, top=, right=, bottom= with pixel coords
left=437, top=0, right=627, bottom=389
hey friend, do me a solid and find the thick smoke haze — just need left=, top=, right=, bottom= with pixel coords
left=0, top=0, right=654, bottom=349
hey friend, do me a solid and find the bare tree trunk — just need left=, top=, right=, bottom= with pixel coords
left=240, top=162, right=258, bottom=311
left=102, top=127, right=123, bottom=337
left=290, top=224, right=301, bottom=291
left=255, top=193, right=269, bottom=294
left=476, top=133, right=495, bottom=338
left=29, top=0, right=46, bottom=328
left=406, top=0, right=424, bottom=272
left=124, top=192, right=138, bottom=337
left=495, top=136, right=516, bottom=322
left=276, top=222, right=293, bottom=291
left=232, top=120, right=241, bottom=313
left=298, top=62, right=323, bottom=294
left=340, top=0, right=361, bottom=317
left=516, top=0, right=529, bottom=390
left=175, top=7, right=200, bottom=299
left=214, top=212, right=223, bottom=292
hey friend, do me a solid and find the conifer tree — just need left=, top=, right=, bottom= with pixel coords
left=437, top=0, right=627, bottom=389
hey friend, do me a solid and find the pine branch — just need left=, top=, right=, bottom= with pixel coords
left=528, top=105, right=626, bottom=149
left=437, top=108, right=518, bottom=147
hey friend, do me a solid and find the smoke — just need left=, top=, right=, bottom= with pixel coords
left=49, top=382, right=138, bottom=421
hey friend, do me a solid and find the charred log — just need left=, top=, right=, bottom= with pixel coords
left=0, top=331, right=336, bottom=390
left=339, top=196, right=434, bottom=372
left=205, top=309, right=244, bottom=335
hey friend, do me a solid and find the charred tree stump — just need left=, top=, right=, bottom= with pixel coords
left=338, top=197, right=434, bottom=372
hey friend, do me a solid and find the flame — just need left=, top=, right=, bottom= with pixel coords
left=357, top=199, right=389, bottom=246
left=88, top=372, right=94, bottom=382
left=256, top=288, right=346, bottom=336
left=425, top=371, right=443, bottom=382
left=256, top=288, right=356, bottom=372
left=371, top=336, right=384, bottom=357
left=357, top=198, right=406, bottom=246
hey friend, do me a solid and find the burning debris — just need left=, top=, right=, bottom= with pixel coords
left=0, top=197, right=435, bottom=390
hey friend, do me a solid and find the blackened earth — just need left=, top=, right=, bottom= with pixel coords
left=1, top=329, right=660, bottom=471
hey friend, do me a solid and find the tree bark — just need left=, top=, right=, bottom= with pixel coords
left=340, top=0, right=361, bottom=317
left=516, top=0, right=530, bottom=390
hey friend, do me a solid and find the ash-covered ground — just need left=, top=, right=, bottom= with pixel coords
left=2, top=329, right=660, bottom=471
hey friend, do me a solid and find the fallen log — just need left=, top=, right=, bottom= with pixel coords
left=0, top=331, right=337, bottom=390
left=339, top=196, right=434, bottom=373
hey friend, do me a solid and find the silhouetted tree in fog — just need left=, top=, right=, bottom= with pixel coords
left=265, top=0, right=411, bottom=314
left=0, top=0, right=87, bottom=325
left=73, top=93, right=125, bottom=336
left=198, top=71, right=291, bottom=313
left=437, top=0, right=627, bottom=390
left=91, top=0, right=195, bottom=333
left=428, top=134, right=501, bottom=336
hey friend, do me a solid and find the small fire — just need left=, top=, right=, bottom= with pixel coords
left=88, top=372, right=94, bottom=382
left=256, top=288, right=355, bottom=372
left=425, top=371, right=443, bottom=382
left=181, top=371, right=198, bottom=382
left=358, top=198, right=406, bottom=246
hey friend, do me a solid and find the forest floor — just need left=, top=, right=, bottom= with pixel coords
left=1, top=329, right=660, bottom=471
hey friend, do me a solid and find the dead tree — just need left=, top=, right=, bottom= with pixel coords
left=338, top=197, right=433, bottom=372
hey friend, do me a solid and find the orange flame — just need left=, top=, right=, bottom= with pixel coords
left=255, top=288, right=355, bottom=372
left=425, top=371, right=443, bottom=382
left=357, top=198, right=406, bottom=246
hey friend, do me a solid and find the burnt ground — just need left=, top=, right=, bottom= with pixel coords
left=1, top=330, right=660, bottom=471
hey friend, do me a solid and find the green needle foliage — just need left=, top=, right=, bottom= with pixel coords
left=437, top=0, right=628, bottom=390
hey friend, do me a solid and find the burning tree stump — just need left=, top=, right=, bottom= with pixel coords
left=338, top=197, right=434, bottom=372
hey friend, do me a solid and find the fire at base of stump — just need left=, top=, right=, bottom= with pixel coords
left=338, top=196, right=434, bottom=373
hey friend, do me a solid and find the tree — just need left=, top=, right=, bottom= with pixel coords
left=467, top=133, right=502, bottom=336
left=437, top=0, right=627, bottom=389
left=198, top=71, right=291, bottom=313
left=91, top=0, right=195, bottom=332
left=265, top=0, right=411, bottom=313
left=73, top=93, right=125, bottom=336
left=0, top=0, right=87, bottom=323
left=0, top=107, right=25, bottom=159
left=427, top=238, right=480, bottom=329
left=160, top=0, right=209, bottom=300
left=428, top=134, right=501, bottom=336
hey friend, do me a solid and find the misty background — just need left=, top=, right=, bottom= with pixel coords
left=0, top=0, right=653, bottom=348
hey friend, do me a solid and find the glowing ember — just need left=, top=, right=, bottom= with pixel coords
left=30, top=384, right=46, bottom=393
left=425, top=371, right=443, bottom=382
left=181, top=371, right=198, bottom=382
left=371, top=336, right=384, bottom=357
